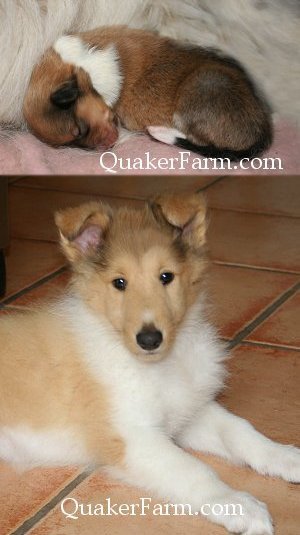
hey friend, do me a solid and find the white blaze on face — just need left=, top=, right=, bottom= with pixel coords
left=142, top=309, right=155, bottom=324
left=54, top=36, right=123, bottom=107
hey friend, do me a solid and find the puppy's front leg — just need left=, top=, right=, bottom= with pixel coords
left=177, top=401, right=300, bottom=483
left=107, top=430, right=273, bottom=534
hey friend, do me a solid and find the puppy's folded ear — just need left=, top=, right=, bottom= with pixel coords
left=55, top=202, right=112, bottom=263
left=51, top=79, right=80, bottom=110
left=150, top=193, right=207, bottom=249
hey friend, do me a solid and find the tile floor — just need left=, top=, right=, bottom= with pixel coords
left=0, top=176, right=299, bottom=535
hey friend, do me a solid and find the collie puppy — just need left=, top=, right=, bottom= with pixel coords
left=0, top=193, right=299, bottom=535
left=0, top=0, right=299, bottom=130
left=23, top=26, right=272, bottom=160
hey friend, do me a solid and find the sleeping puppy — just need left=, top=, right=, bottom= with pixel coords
left=23, top=26, right=273, bottom=159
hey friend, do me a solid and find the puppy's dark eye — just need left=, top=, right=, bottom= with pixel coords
left=160, top=272, right=175, bottom=285
left=112, top=278, right=127, bottom=291
left=51, top=79, right=79, bottom=110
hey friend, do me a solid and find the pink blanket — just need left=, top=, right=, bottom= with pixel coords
left=0, top=121, right=299, bottom=175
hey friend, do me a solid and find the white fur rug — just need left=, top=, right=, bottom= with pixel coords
left=0, top=0, right=299, bottom=128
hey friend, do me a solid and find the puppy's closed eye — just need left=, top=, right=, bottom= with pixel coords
left=51, top=78, right=80, bottom=110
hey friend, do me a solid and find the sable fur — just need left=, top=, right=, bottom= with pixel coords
left=0, top=308, right=125, bottom=467
left=0, top=0, right=299, bottom=130
left=23, top=26, right=273, bottom=159
left=0, top=192, right=299, bottom=535
left=23, top=53, right=119, bottom=148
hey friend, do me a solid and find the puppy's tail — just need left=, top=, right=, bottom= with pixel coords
left=175, top=131, right=272, bottom=162
left=147, top=123, right=273, bottom=162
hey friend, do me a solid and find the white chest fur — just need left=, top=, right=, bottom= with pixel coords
left=68, top=297, right=226, bottom=441
left=0, top=297, right=226, bottom=469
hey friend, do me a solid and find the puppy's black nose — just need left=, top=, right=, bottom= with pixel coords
left=136, top=328, right=163, bottom=351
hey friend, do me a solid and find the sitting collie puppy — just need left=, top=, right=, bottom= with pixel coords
left=23, top=26, right=273, bottom=160
left=0, top=193, right=299, bottom=535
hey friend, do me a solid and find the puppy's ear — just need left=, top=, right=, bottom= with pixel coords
left=55, top=202, right=112, bottom=263
left=51, top=79, right=80, bottom=110
left=151, top=193, right=207, bottom=249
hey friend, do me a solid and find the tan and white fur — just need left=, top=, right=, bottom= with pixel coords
left=1, top=193, right=299, bottom=535
left=23, top=26, right=273, bottom=159
left=0, top=0, right=299, bottom=130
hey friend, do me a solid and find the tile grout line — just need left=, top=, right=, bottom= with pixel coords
left=10, top=183, right=147, bottom=202
left=221, top=337, right=300, bottom=353
left=9, top=237, right=59, bottom=244
left=1, top=305, right=32, bottom=312
left=208, top=206, right=300, bottom=220
left=212, top=260, right=300, bottom=276
left=197, top=175, right=227, bottom=191
left=0, top=266, right=67, bottom=307
left=207, top=205, right=300, bottom=219
left=6, top=178, right=22, bottom=184
left=10, top=180, right=300, bottom=218
left=227, top=281, right=300, bottom=350
left=9, top=469, right=93, bottom=535
left=241, top=340, right=300, bottom=353
left=11, top=175, right=225, bottom=199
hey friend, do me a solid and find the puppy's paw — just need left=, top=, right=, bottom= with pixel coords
left=208, top=490, right=273, bottom=535
left=147, top=126, right=186, bottom=145
left=268, top=444, right=300, bottom=483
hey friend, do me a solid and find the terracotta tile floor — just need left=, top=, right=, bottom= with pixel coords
left=0, top=176, right=299, bottom=535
